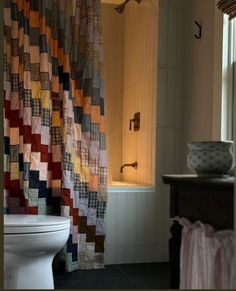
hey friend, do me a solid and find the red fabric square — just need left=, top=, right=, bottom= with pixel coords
left=4, top=100, right=10, bottom=119
left=19, top=118, right=23, bottom=134
left=10, top=110, right=19, bottom=127
left=71, top=208, right=78, bottom=225
left=40, top=144, right=49, bottom=162
left=61, top=188, right=71, bottom=206
left=52, top=162, right=61, bottom=179
left=31, top=134, right=41, bottom=152
left=10, top=180, right=20, bottom=194
left=23, top=126, right=32, bottom=143
left=48, top=153, right=52, bottom=171
left=4, top=172, right=10, bottom=189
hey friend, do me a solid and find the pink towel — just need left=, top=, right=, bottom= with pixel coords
left=179, top=218, right=234, bottom=289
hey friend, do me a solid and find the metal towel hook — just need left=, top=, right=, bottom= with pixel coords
left=194, top=21, right=202, bottom=39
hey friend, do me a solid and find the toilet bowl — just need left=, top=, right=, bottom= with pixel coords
left=4, top=214, right=70, bottom=289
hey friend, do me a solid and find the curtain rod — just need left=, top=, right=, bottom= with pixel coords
left=115, top=0, right=142, bottom=14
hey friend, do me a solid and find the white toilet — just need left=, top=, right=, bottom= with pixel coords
left=4, top=214, right=70, bottom=289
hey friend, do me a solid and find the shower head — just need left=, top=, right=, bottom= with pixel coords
left=115, top=0, right=142, bottom=14
left=115, top=2, right=126, bottom=14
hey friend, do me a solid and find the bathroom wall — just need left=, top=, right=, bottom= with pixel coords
left=122, top=0, right=158, bottom=185
left=156, top=0, right=186, bottom=184
left=153, top=0, right=223, bottom=267
left=102, top=4, right=124, bottom=182
left=182, top=0, right=223, bottom=171
left=153, top=0, right=225, bottom=267
left=154, top=0, right=188, bottom=266
left=102, top=0, right=224, bottom=266
left=157, top=0, right=223, bottom=176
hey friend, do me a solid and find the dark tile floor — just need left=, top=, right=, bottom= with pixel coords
left=54, top=262, right=170, bottom=289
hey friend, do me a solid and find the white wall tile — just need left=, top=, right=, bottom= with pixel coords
left=157, top=69, right=168, bottom=127
left=104, top=246, right=117, bottom=265
left=101, top=4, right=124, bottom=43
left=126, top=246, right=138, bottom=264
left=176, top=9, right=185, bottom=68
left=167, top=9, right=177, bottom=68
left=155, top=188, right=166, bottom=244
left=126, top=193, right=137, bottom=245
left=154, top=244, right=169, bottom=262
left=105, top=193, right=117, bottom=245
left=159, top=0, right=168, bottom=8
left=109, top=135, right=123, bottom=181
left=164, top=128, right=176, bottom=173
left=122, top=0, right=157, bottom=186
left=174, top=70, right=184, bottom=127
left=145, top=192, right=158, bottom=244
left=156, top=128, right=166, bottom=185
left=174, top=128, right=185, bottom=173
left=136, top=192, right=148, bottom=244
left=102, top=4, right=124, bottom=182
left=105, top=188, right=169, bottom=265
left=116, top=193, right=127, bottom=245
left=158, top=7, right=168, bottom=68
left=166, top=69, right=178, bottom=127
left=116, top=246, right=127, bottom=264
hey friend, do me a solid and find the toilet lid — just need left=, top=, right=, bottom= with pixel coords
left=4, top=215, right=71, bottom=234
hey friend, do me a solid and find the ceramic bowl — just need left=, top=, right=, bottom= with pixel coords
left=187, top=141, right=234, bottom=176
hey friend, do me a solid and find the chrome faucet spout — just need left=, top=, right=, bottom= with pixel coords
left=120, top=161, right=138, bottom=173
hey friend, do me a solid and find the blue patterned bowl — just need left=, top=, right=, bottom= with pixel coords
left=187, top=141, right=234, bottom=176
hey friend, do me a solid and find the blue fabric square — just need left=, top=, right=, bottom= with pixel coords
left=82, top=115, right=91, bottom=132
left=91, top=88, right=100, bottom=106
left=74, top=106, right=83, bottom=124
left=29, top=170, right=39, bottom=189
left=19, top=154, right=23, bottom=171
left=39, top=181, right=47, bottom=198
left=66, top=234, right=78, bottom=262
left=4, top=137, right=10, bottom=155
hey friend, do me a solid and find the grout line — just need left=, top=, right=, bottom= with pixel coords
left=116, top=265, right=137, bottom=288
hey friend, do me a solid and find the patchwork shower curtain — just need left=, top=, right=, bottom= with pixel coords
left=4, top=0, right=107, bottom=271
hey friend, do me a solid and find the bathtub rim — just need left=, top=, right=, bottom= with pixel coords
left=108, top=183, right=155, bottom=193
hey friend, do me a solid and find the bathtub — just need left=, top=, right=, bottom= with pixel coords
left=108, top=181, right=155, bottom=192
left=104, top=181, right=168, bottom=265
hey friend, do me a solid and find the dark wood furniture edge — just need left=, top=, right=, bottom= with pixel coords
left=163, top=174, right=235, bottom=188
left=162, top=174, right=234, bottom=289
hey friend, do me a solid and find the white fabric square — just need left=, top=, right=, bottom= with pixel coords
left=32, top=117, right=41, bottom=134
left=87, top=208, right=97, bottom=225
left=41, top=126, right=50, bottom=145
left=30, top=152, right=41, bottom=170
left=79, top=198, right=88, bottom=216
left=39, top=162, right=48, bottom=181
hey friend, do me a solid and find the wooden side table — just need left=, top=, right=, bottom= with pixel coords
left=162, top=175, right=234, bottom=289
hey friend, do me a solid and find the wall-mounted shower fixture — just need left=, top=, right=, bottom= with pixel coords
left=129, top=112, right=140, bottom=131
left=115, top=0, right=142, bottom=14
left=120, top=161, right=138, bottom=173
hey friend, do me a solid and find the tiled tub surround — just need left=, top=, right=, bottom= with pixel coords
left=102, top=1, right=158, bottom=185
left=104, top=183, right=169, bottom=265
left=122, top=0, right=158, bottom=185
